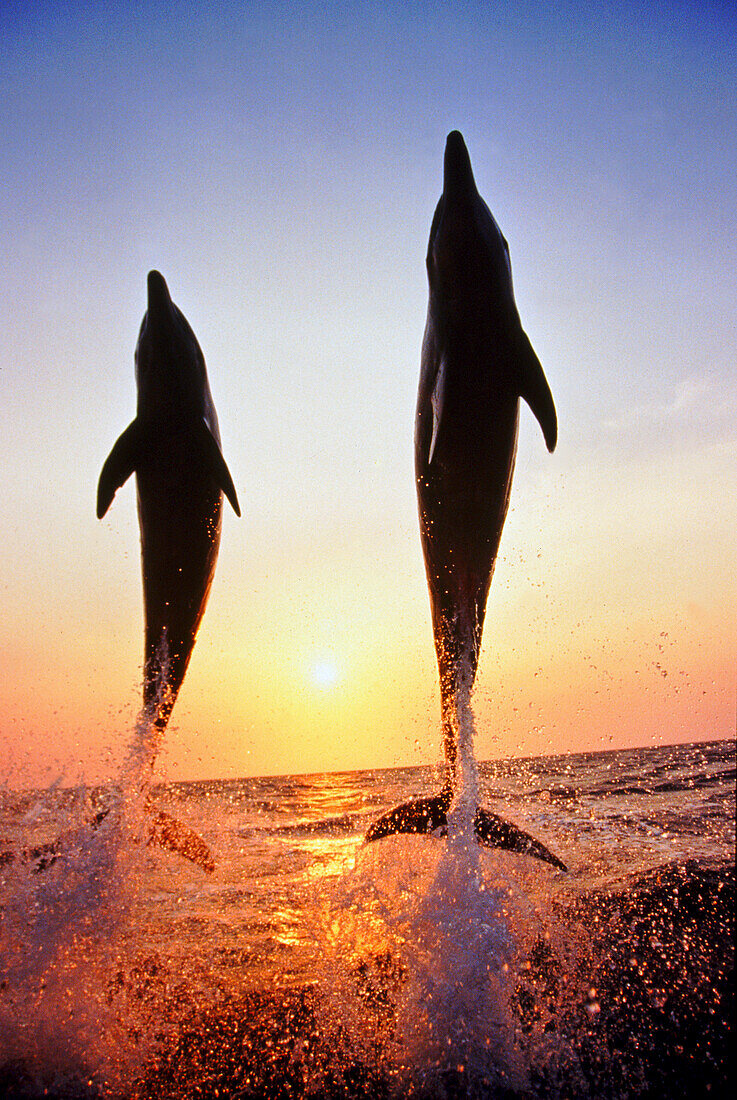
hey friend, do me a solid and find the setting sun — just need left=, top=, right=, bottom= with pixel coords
left=310, top=658, right=340, bottom=690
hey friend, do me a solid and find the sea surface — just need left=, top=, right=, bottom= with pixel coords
left=0, top=738, right=734, bottom=1099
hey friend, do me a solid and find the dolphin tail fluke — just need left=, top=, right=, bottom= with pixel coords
left=365, top=794, right=567, bottom=870
left=0, top=839, right=62, bottom=874
left=6, top=806, right=216, bottom=876
left=365, top=792, right=451, bottom=842
left=516, top=328, right=557, bottom=453
left=147, top=808, right=216, bottom=873
left=97, top=419, right=142, bottom=518
left=199, top=421, right=241, bottom=516
left=474, top=807, right=567, bottom=870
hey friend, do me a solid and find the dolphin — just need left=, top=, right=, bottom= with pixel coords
left=96, top=270, right=240, bottom=869
left=366, top=132, right=565, bottom=870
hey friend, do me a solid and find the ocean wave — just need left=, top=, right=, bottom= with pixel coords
left=584, top=766, right=735, bottom=799
left=239, top=813, right=357, bottom=840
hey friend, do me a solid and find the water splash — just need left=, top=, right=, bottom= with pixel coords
left=398, top=859, right=528, bottom=1094
left=320, top=674, right=541, bottom=1096
left=0, top=649, right=177, bottom=1095
left=399, top=673, right=533, bottom=1094
left=120, top=636, right=172, bottom=803
left=446, top=654, right=480, bottom=840
left=0, top=790, right=139, bottom=1095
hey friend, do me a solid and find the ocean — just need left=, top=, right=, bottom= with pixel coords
left=0, top=738, right=734, bottom=1099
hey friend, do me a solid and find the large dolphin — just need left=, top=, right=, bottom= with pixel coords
left=367, top=132, right=565, bottom=870
left=97, top=270, right=240, bottom=869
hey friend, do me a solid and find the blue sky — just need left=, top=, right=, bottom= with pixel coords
left=1, top=1, right=735, bottom=783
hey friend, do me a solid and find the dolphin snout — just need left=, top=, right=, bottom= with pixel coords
left=443, top=130, right=476, bottom=197
left=445, top=130, right=467, bottom=155
left=147, top=270, right=172, bottom=315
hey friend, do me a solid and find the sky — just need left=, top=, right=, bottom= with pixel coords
left=1, top=0, right=735, bottom=786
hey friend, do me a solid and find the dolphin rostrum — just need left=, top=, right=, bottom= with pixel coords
left=97, top=270, right=240, bottom=869
left=367, top=133, right=566, bottom=871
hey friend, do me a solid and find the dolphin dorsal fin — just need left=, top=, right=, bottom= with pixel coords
left=97, top=419, right=143, bottom=518
left=516, top=329, right=557, bottom=452
left=198, top=420, right=241, bottom=516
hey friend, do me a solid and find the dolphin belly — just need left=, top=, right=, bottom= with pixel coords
left=136, top=457, right=222, bottom=726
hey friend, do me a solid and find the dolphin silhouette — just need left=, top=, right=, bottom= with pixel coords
left=367, top=133, right=565, bottom=871
left=97, top=270, right=240, bottom=869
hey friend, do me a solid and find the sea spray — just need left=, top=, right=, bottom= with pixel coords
left=0, top=662, right=178, bottom=1095
left=316, top=657, right=535, bottom=1093
left=446, top=655, right=479, bottom=840
left=119, top=638, right=172, bottom=808
left=0, top=789, right=133, bottom=1094
left=396, top=674, right=528, bottom=1095
left=322, top=836, right=536, bottom=1096
left=399, top=853, right=527, bottom=1096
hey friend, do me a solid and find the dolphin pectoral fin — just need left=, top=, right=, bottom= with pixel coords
left=474, top=807, right=567, bottom=870
left=516, top=329, right=557, bottom=453
left=365, top=793, right=451, bottom=842
left=97, top=419, right=142, bottom=518
left=147, top=809, right=215, bottom=873
left=428, top=357, right=447, bottom=465
left=200, top=421, right=241, bottom=516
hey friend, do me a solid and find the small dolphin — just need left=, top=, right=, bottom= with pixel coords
left=367, top=133, right=565, bottom=870
left=97, top=270, right=240, bottom=869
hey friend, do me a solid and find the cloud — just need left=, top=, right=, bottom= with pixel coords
left=604, top=373, right=705, bottom=430
left=603, top=373, right=726, bottom=433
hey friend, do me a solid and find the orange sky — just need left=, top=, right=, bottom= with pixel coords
left=3, top=434, right=733, bottom=786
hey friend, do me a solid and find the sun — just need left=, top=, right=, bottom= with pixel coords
left=310, top=658, right=340, bottom=690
